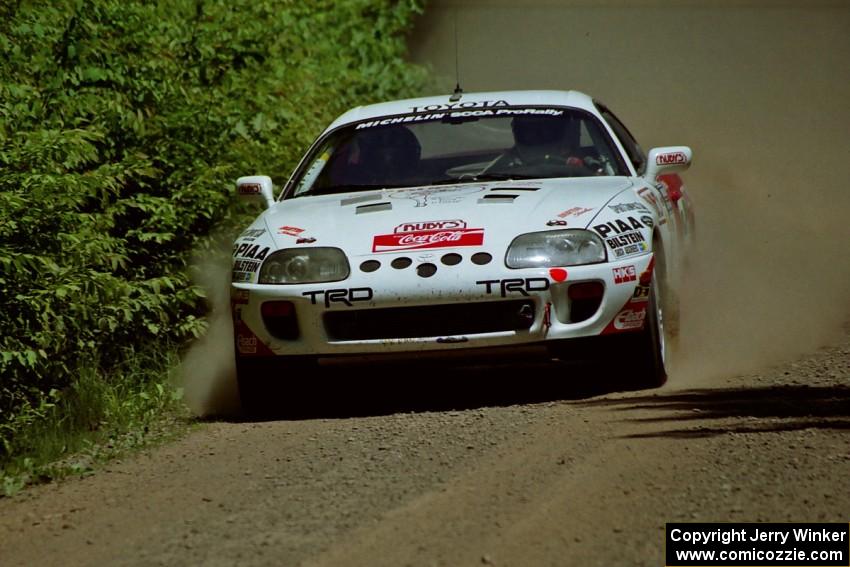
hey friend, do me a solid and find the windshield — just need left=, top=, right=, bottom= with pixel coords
left=288, top=106, right=628, bottom=198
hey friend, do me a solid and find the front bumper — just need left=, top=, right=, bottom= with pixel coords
left=231, top=253, right=654, bottom=357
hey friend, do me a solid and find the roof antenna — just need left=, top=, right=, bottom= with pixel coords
left=449, top=7, right=463, bottom=102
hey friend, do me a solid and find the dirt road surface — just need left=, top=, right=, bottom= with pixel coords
left=3, top=2, right=849, bottom=566
left=1, top=336, right=848, bottom=566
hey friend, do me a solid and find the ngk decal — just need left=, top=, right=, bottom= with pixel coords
left=612, top=265, right=636, bottom=284
left=655, top=151, right=687, bottom=166
left=373, top=220, right=483, bottom=252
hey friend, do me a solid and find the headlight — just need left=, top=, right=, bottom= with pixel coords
left=506, top=230, right=607, bottom=268
left=258, top=247, right=350, bottom=284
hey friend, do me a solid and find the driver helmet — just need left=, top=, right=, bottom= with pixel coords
left=511, top=114, right=572, bottom=163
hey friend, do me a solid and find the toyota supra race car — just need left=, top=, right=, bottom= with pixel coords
left=230, top=90, right=694, bottom=410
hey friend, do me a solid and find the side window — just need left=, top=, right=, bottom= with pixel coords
left=598, top=104, right=647, bottom=175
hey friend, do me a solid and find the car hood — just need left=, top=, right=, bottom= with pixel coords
left=262, top=177, right=635, bottom=257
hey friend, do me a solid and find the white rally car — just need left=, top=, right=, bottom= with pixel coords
left=231, top=90, right=693, bottom=409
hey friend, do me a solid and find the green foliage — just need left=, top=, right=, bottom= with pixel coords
left=0, top=0, right=428, bottom=462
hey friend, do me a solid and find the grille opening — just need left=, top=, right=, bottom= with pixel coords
left=324, top=300, right=535, bottom=341
left=567, top=282, right=604, bottom=323
left=416, top=263, right=437, bottom=278
left=441, top=253, right=462, bottom=266
left=261, top=301, right=300, bottom=340
left=360, top=260, right=380, bottom=273
left=470, top=252, right=492, bottom=265
left=391, top=257, right=412, bottom=269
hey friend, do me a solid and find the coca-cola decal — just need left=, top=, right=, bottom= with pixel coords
left=372, top=220, right=484, bottom=253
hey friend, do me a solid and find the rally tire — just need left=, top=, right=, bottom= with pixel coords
left=236, top=356, right=318, bottom=418
left=627, top=277, right=668, bottom=389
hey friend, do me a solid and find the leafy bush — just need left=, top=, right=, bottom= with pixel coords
left=0, top=0, right=428, bottom=460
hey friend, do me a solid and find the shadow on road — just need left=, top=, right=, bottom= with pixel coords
left=581, top=385, right=850, bottom=438
left=217, top=359, right=634, bottom=422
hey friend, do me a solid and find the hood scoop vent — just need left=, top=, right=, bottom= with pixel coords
left=341, top=193, right=382, bottom=207
left=478, top=193, right=518, bottom=203
left=355, top=201, right=392, bottom=214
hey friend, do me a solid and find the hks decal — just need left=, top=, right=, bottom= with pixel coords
left=612, top=265, right=637, bottom=284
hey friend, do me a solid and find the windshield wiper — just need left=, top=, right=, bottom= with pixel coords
left=469, top=173, right=542, bottom=182
left=296, top=184, right=398, bottom=197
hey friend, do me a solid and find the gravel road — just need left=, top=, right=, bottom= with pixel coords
left=1, top=332, right=847, bottom=566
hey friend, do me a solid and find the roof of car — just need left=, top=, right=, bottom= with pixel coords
left=326, top=90, right=597, bottom=131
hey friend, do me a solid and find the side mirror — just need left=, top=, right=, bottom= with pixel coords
left=645, top=146, right=693, bottom=179
left=236, top=175, right=275, bottom=208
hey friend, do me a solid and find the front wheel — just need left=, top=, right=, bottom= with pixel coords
left=625, top=277, right=668, bottom=389
left=236, top=356, right=318, bottom=417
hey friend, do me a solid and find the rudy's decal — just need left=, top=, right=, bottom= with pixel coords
left=477, top=278, right=550, bottom=297
left=302, top=287, right=373, bottom=308
left=592, top=216, right=646, bottom=238
left=232, top=243, right=270, bottom=261
left=237, top=183, right=262, bottom=196
left=396, top=220, right=466, bottom=232
left=612, top=265, right=636, bottom=284
left=373, top=220, right=484, bottom=253
left=608, top=202, right=649, bottom=214
left=655, top=151, right=687, bottom=166
left=278, top=226, right=305, bottom=237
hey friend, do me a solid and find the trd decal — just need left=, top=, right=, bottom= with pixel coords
left=477, top=278, right=550, bottom=297
left=302, top=287, right=373, bottom=308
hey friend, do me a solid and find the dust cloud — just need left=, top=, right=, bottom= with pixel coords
left=410, top=1, right=850, bottom=382
left=178, top=241, right=240, bottom=417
